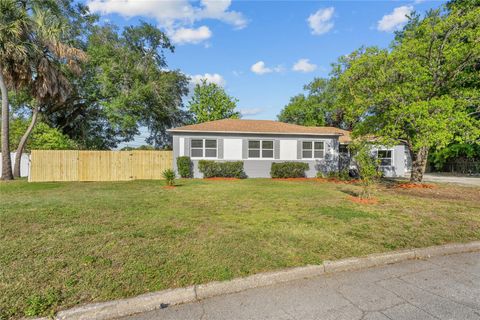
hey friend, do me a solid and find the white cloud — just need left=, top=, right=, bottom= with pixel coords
left=308, top=7, right=335, bottom=35
left=240, top=108, right=263, bottom=116
left=251, top=61, right=272, bottom=75
left=87, top=0, right=247, bottom=44
left=189, top=73, right=226, bottom=87
left=250, top=61, right=283, bottom=75
left=377, top=6, right=413, bottom=32
left=292, top=59, right=317, bottom=73
left=169, top=26, right=212, bottom=44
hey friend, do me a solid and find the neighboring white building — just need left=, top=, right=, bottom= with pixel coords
left=0, top=153, right=30, bottom=177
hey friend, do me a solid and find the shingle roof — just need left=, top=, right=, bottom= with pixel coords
left=168, top=119, right=352, bottom=143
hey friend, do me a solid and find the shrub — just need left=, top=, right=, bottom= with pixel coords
left=350, top=142, right=382, bottom=198
left=270, top=162, right=309, bottom=178
left=162, top=169, right=176, bottom=186
left=176, top=156, right=192, bottom=178
left=198, top=160, right=245, bottom=178
left=321, top=169, right=351, bottom=180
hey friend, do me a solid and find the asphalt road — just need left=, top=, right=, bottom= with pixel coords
left=119, top=252, right=480, bottom=320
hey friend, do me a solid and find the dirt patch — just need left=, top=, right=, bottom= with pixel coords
left=205, top=177, right=240, bottom=181
left=396, top=183, right=435, bottom=189
left=162, top=186, right=176, bottom=189
left=347, top=196, right=378, bottom=205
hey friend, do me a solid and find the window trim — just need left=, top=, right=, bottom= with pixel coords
left=376, top=149, right=394, bottom=167
left=190, top=138, right=218, bottom=159
left=301, top=140, right=326, bottom=160
left=247, top=139, right=275, bottom=159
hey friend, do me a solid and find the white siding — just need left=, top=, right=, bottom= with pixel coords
left=279, top=140, right=297, bottom=160
left=0, top=153, right=30, bottom=177
left=223, top=139, right=243, bottom=160
left=179, top=138, right=185, bottom=156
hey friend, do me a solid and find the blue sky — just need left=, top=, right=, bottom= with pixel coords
left=83, top=0, right=444, bottom=146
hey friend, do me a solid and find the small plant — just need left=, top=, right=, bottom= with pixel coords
left=198, top=160, right=245, bottom=178
left=316, top=171, right=326, bottom=178
left=270, top=162, right=309, bottom=178
left=350, top=142, right=382, bottom=199
left=162, top=169, right=176, bottom=186
left=176, top=156, right=192, bottom=178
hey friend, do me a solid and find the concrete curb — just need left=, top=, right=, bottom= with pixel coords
left=43, top=241, right=480, bottom=320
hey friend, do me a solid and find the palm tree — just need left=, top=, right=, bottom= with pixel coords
left=12, top=5, right=86, bottom=178
left=0, top=0, right=86, bottom=179
left=0, top=0, right=29, bottom=180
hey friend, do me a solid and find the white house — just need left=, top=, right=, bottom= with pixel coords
left=168, top=119, right=411, bottom=178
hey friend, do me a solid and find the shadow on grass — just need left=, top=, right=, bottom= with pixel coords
left=339, top=188, right=360, bottom=197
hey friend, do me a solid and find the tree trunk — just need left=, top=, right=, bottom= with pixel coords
left=14, top=107, right=39, bottom=178
left=0, top=68, right=13, bottom=180
left=410, top=146, right=429, bottom=183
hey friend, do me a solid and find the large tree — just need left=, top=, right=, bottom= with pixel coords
left=45, top=23, right=189, bottom=149
left=1, top=0, right=87, bottom=178
left=339, top=4, right=480, bottom=182
left=278, top=94, right=325, bottom=127
left=278, top=76, right=357, bottom=130
left=0, top=0, right=28, bottom=180
left=187, top=80, right=240, bottom=124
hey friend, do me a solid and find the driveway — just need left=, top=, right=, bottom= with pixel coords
left=119, top=252, right=480, bottom=320
left=423, top=173, right=480, bottom=186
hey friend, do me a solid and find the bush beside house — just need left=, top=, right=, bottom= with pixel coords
left=198, top=160, right=246, bottom=178
left=177, top=156, right=193, bottom=178
left=270, top=162, right=309, bottom=178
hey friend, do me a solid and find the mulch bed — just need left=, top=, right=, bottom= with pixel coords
left=204, top=177, right=240, bottom=181
left=347, top=196, right=379, bottom=204
left=162, top=185, right=176, bottom=189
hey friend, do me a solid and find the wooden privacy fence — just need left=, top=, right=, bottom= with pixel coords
left=29, top=150, right=173, bottom=182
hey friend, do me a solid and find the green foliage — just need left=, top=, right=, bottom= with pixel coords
left=4, top=119, right=77, bottom=151
left=28, top=123, right=77, bottom=150
left=176, top=156, right=192, bottom=178
left=198, top=160, right=245, bottom=178
left=187, top=80, right=241, bottom=123
left=270, top=162, right=309, bottom=178
left=336, top=4, right=480, bottom=181
left=278, top=77, right=357, bottom=130
left=319, top=169, right=351, bottom=181
left=350, top=143, right=382, bottom=199
left=78, top=23, right=189, bottom=147
left=120, top=145, right=157, bottom=151
left=430, top=143, right=480, bottom=170
left=41, top=22, right=189, bottom=149
left=278, top=94, right=325, bottom=126
left=162, top=169, right=176, bottom=186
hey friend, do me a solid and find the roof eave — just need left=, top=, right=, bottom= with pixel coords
left=167, top=129, right=342, bottom=136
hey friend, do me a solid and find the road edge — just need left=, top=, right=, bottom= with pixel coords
left=43, top=241, right=480, bottom=320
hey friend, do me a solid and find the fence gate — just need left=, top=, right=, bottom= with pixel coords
left=29, top=150, right=173, bottom=182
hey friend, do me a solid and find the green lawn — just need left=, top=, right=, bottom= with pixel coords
left=1, top=178, right=479, bottom=319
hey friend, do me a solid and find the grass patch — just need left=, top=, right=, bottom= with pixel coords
left=1, top=178, right=479, bottom=319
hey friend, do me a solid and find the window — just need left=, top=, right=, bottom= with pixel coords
left=190, top=139, right=217, bottom=158
left=248, top=140, right=274, bottom=159
left=376, top=150, right=392, bottom=166
left=302, top=141, right=324, bottom=159
left=339, top=144, right=349, bottom=154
